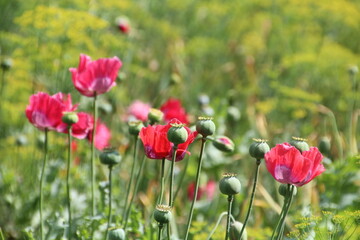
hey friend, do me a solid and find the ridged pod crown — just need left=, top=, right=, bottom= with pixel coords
left=99, top=148, right=122, bottom=166
left=290, top=137, right=310, bottom=153
left=128, top=121, right=144, bottom=136
left=249, top=138, right=270, bottom=159
left=219, top=173, right=241, bottom=196
left=196, top=117, right=216, bottom=137
left=167, top=123, right=188, bottom=145
left=154, top=205, right=172, bottom=224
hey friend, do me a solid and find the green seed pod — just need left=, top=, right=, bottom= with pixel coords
left=128, top=121, right=144, bottom=136
left=213, top=136, right=235, bottom=153
left=154, top=205, right=172, bottom=224
left=318, top=137, right=331, bottom=155
left=290, top=137, right=310, bottom=153
left=99, top=148, right=122, bottom=166
left=1, top=58, right=13, bottom=71
left=108, top=228, right=125, bottom=240
left=230, top=221, right=247, bottom=240
left=249, top=139, right=270, bottom=159
left=62, top=112, right=79, bottom=125
left=278, top=184, right=297, bottom=198
left=219, top=173, right=241, bottom=196
left=167, top=124, right=188, bottom=145
left=196, top=117, right=216, bottom=137
left=148, top=108, right=164, bottom=124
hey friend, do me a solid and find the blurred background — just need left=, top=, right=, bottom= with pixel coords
left=0, top=0, right=359, bottom=239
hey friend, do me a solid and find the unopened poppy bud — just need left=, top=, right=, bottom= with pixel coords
left=278, top=184, right=297, bottom=197
left=128, top=121, right=144, bottom=136
left=154, top=205, right=172, bottom=224
left=108, top=228, right=125, bottom=240
left=219, top=173, right=241, bottom=196
left=170, top=73, right=182, bottom=85
left=348, top=65, right=359, bottom=75
left=249, top=139, right=270, bottom=159
left=230, top=221, right=247, bottom=240
left=213, top=136, right=235, bottom=153
left=167, top=124, right=188, bottom=145
left=318, top=137, right=331, bottom=155
left=62, top=112, right=79, bottom=125
left=196, top=117, right=215, bottom=137
left=290, top=137, right=309, bottom=153
left=1, top=58, right=13, bottom=71
left=148, top=108, right=164, bottom=124
left=99, top=148, right=122, bottom=166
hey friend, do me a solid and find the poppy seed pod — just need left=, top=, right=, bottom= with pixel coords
left=128, top=121, right=144, bottom=136
left=196, top=117, right=216, bottom=137
left=318, top=137, right=331, bottom=155
left=230, top=221, right=247, bottom=240
left=1, top=58, right=13, bottom=71
left=99, top=148, right=122, bottom=166
left=108, top=228, right=125, bottom=240
left=62, top=112, right=79, bottom=125
left=148, top=108, right=164, bottom=124
left=154, top=205, right=172, bottom=224
left=167, top=123, right=188, bottom=145
left=249, top=139, right=270, bottom=159
left=290, top=137, right=310, bottom=153
left=213, top=136, right=235, bottom=153
left=219, top=173, right=241, bottom=196
left=278, top=184, right=297, bottom=198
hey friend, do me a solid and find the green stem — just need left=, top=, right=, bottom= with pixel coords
left=0, top=227, right=4, bottom=240
left=206, top=212, right=228, bottom=240
left=225, top=195, right=234, bottom=240
left=66, top=127, right=73, bottom=240
left=166, top=224, right=171, bottom=240
left=173, top=154, right=190, bottom=202
left=157, top=224, right=164, bottom=240
left=105, top=166, right=113, bottom=240
left=270, top=201, right=286, bottom=240
left=90, top=93, right=98, bottom=239
left=122, top=136, right=139, bottom=224
left=124, top=155, right=146, bottom=230
left=39, top=128, right=48, bottom=240
left=184, top=138, right=206, bottom=240
left=158, top=158, right=166, bottom=204
left=238, top=159, right=261, bottom=239
left=168, top=146, right=178, bottom=207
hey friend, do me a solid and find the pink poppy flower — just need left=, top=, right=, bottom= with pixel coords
left=87, top=118, right=111, bottom=150
left=139, top=118, right=197, bottom=161
left=187, top=180, right=216, bottom=201
left=160, top=98, right=189, bottom=124
left=69, top=54, right=122, bottom=97
left=116, top=17, right=130, bottom=34
left=264, top=143, right=325, bottom=187
left=127, top=100, right=151, bottom=121
left=25, top=92, right=66, bottom=131
left=71, top=112, right=93, bottom=139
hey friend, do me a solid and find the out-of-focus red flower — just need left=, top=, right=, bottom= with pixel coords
left=116, top=17, right=130, bottom=34
left=87, top=118, right=111, bottom=150
left=71, top=112, right=93, bottom=139
left=160, top=98, right=189, bottom=124
left=127, top=100, right=151, bottom=122
left=264, top=143, right=325, bottom=187
left=69, top=54, right=122, bottom=97
left=26, top=92, right=67, bottom=132
left=187, top=180, right=217, bottom=201
left=139, top=119, right=197, bottom=161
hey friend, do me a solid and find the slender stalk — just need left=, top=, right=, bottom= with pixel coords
left=0, top=227, right=4, bottom=240
left=225, top=195, right=234, bottom=240
left=270, top=201, right=286, bottom=240
left=166, top=224, right=170, bottom=240
left=39, top=128, right=49, bottom=240
left=173, top=154, right=190, bottom=201
left=238, top=159, right=261, bottom=239
left=124, top=155, right=146, bottom=230
left=206, top=212, right=228, bottom=240
left=91, top=93, right=98, bottom=217
left=276, top=185, right=295, bottom=240
left=184, top=138, right=206, bottom=240
left=66, top=127, right=73, bottom=240
left=157, top=224, right=164, bottom=240
left=158, top=158, right=166, bottom=204
left=105, top=166, right=114, bottom=240
left=122, top=136, right=139, bottom=224
left=168, top=146, right=178, bottom=207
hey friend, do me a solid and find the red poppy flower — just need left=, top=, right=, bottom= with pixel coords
left=116, top=18, right=130, bottom=34
left=187, top=180, right=216, bottom=201
left=69, top=54, right=122, bottom=97
left=264, top=143, right=325, bottom=187
left=160, top=98, right=189, bottom=124
left=71, top=112, right=93, bottom=139
left=139, top=119, right=197, bottom=161
left=26, top=92, right=67, bottom=131
left=86, top=118, right=111, bottom=150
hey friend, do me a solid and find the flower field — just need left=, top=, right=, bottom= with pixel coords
left=0, top=0, right=359, bottom=239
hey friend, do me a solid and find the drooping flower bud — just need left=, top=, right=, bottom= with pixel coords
left=219, top=173, right=241, bottom=196
left=318, top=137, right=331, bottom=156
left=62, top=112, right=79, bottom=125
left=278, top=184, right=297, bottom=198
left=213, top=136, right=235, bottom=153
left=99, top=148, right=122, bottom=166
left=249, top=138, right=270, bottom=159
left=290, top=137, right=310, bottom=153
left=196, top=117, right=216, bottom=137
left=230, top=221, right=247, bottom=240
left=128, top=121, right=144, bottom=136
left=154, top=205, right=172, bottom=224
left=167, top=123, right=188, bottom=145
left=108, top=228, right=125, bottom=240
left=1, top=58, right=13, bottom=71
left=148, top=108, right=164, bottom=125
